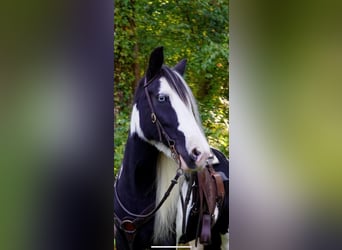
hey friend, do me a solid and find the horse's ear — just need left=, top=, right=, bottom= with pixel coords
left=173, top=59, right=187, bottom=76
left=146, top=46, right=164, bottom=81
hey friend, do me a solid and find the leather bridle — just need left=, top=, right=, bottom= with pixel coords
left=114, top=71, right=184, bottom=248
left=143, top=71, right=181, bottom=162
left=114, top=71, right=226, bottom=248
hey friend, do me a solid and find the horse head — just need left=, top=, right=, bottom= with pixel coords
left=130, top=47, right=212, bottom=171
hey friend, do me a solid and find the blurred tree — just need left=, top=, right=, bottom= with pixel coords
left=114, top=0, right=229, bottom=174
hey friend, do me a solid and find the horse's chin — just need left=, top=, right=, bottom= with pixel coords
left=179, top=155, right=205, bottom=172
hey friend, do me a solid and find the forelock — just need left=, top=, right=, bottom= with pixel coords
left=161, top=66, right=190, bottom=107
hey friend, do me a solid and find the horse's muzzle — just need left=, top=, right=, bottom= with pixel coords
left=179, top=147, right=211, bottom=170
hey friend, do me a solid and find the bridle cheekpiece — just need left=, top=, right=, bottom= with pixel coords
left=143, top=71, right=181, bottom=164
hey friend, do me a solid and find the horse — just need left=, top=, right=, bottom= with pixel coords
left=114, top=47, right=229, bottom=249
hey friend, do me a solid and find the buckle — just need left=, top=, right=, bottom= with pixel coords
left=121, top=220, right=136, bottom=234
left=151, top=113, right=157, bottom=123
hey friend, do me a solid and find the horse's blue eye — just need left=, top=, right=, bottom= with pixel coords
left=158, top=94, right=167, bottom=102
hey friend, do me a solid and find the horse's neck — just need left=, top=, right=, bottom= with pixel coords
left=118, top=133, right=159, bottom=203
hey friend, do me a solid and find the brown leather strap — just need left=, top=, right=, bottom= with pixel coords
left=208, top=165, right=225, bottom=204
left=144, top=76, right=181, bottom=163
left=195, top=172, right=204, bottom=247
left=198, top=168, right=217, bottom=215
left=212, top=172, right=225, bottom=201
left=196, top=165, right=227, bottom=245
left=196, top=169, right=216, bottom=246
left=200, top=214, right=212, bottom=245
left=144, top=86, right=162, bottom=141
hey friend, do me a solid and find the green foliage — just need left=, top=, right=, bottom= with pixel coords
left=114, top=0, right=229, bottom=175
left=114, top=109, right=130, bottom=172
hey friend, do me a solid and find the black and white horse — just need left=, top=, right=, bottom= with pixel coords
left=114, top=47, right=229, bottom=249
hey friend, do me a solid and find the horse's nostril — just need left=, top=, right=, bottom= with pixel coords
left=193, top=148, right=201, bottom=156
left=190, top=148, right=202, bottom=161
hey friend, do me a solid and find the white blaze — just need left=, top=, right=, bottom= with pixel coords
left=158, top=77, right=211, bottom=165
